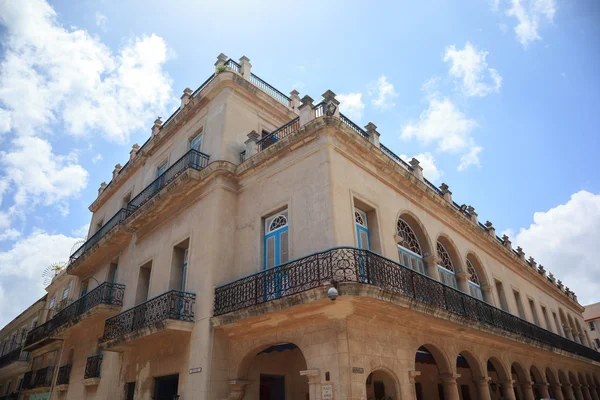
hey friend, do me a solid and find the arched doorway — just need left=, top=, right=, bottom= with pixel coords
left=487, top=357, right=511, bottom=400
left=241, top=343, right=309, bottom=400
left=366, top=369, right=398, bottom=400
left=511, top=362, right=530, bottom=400
left=414, top=345, right=452, bottom=400
left=456, top=351, right=484, bottom=400
left=530, top=365, right=547, bottom=399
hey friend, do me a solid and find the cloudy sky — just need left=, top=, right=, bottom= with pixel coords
left=0, top=0, right=598, bottom=326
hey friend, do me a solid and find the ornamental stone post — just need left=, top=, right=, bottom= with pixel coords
left=321, top=90, right=340, bottom=118
left=502, top=234, right=512, bottom=250
left=112, top=164, right=122, bottom=180
left=300, top=369, right=321, bottom=400
left=215, top=53, right=228, bottom=69
left=129, top=143, right=140, bottom=161
left=365, top=122, right=380, bottom=148
left=474, top=377, right=492, bottom=400
left=467, top=206, right=478, bottom=224
left=440, top=374, right=461, bottom=400
left=180, top=87, right=193, bottom=107
left=409, top=158, right=424, bottom=181
left=228, top=380, right=249, bottom=400
left=440, top=183, right=453, bottom=203
left=239, top=56, right=252, bottom=80
left=484, top=221, right=495, bottom=237
left=152, top=117, right=162, bottom=136
left=98, top=182, right=107, bottom=195
left=289, top=90, right=301, bottom=113
left=244, top=131, right=260, bottom=159
left=299, top=95, right=315, bottom=126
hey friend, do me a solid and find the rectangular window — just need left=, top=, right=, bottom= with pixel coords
left=108, top=262, right=118, bottom=284
left=528, top=297, right=540, bottom=326
left=553, top=312, right=563, bottom=337
left=513, top=290, right=526, bottom=320
left=541, top=305, right=552, bottom=332
left=170, top=238, right=190, bottom=291
left=135, top=261, right=152, bottom=305
left=157, top=161, right=169, bottom=177
left=122, top=192, right=132, bottom=209
left=494, top=279, right=509, bottom=312
left=190, top=134, right=202, bottom=151
left=62, top=282, right=71, bottom=300
left=126, top=382, right=136, bottom=400
left=590, top=321, right=596, bottom=331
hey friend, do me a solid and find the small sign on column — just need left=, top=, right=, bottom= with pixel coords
left=321, top=383, right=333, bottom=399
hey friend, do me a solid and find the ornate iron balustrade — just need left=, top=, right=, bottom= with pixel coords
left=313, top=101, right=326, bottom=118
left=224, top=59, right=241, bottom=73
left=32, top=366, right=54, bottom=388
left=0, top=347, right=29, bottom=368
left=256, top=117, right=300, bottom=152
left=339, top=113, right=369, bottom=140
left=380, top=143, right=411, bottom=171
left=102, top=290, right=195, bottom=342
left=56, top=364, right=71, bottom=385
left=126, top=149, right=209, bottom=216
left=250, top=73, right=291, bottom=106
left=84, top=354, right=102, bottom=379
left=25, top=282, right=125, bottom=347
left=214, top=247, right=600, bottom=363
left=70, top=208, right=128, bottom=263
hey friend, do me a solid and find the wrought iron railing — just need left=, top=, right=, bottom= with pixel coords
left=56, top=364, right=71, bottom=385
left=84, top=354, right=102, bottom=379
left=69, top=208, right=128, bottom=263
left=256, top=117, right=300, bottom=152
left=70, top=150, right=210, bottom=263
left=24, top=366, right=54, bottom=389
left=191, top=73, right=217, bottom=98
left=25, top=283, right=125, bottom=347
left=102, top=290, right=195, bottom=342
left=213, top=247, right=600, bottom=363
left=0, top=347, right=29, bottom=368
left=126, top=149, right=209, bottom=216
left=380, top=144, right=411, bottom=171
left=313, top=101, right=326, bottom=118
left=250, top=73, right=290, bottom=106
left=339, top=113, right=369, bottom=140
left=224, top=59, right=241, bottom=73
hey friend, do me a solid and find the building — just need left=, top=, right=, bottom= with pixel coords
left=1, top=53, right=599, bottom=400
left=584, top=303, right=600, bottom=351
left=0, top=294, right=46, bottom=399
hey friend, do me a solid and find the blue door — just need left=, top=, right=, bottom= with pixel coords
left=264, top=211, right=289, bottom=300
left=354, top=208, right=371, bottom=282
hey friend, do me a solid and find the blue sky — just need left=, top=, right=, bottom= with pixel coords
left=0, top=0, right=598, bottom=325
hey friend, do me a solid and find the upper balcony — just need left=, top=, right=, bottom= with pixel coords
left=24, top=282, right=124, bottom=351
left=100, top=290, right=195, bottom=351
left=0, top=346, right=29, bottom=373
left=68, top=150, right=210, bottom=276
left=22, top=365, right=54, bottom=392
left=213, top=247, right=600, bottom=364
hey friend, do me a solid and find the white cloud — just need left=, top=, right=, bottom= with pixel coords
left=510, top=191, right=600, bottom=305
left=0, top=108, right=11, bottom=134
left=506, top=0, right=557, bottom=48
left=0, top=228, right=20, bottom=241
left=0, top=230, right=78, bottom=326
left=444, top=42, right=502, bottom=97
left=457, top=144, right=483, bottom=171
left=400, top=152, right=442, bottom=183
left=0, top=136, right=88, bottom=213
left=0, top=0, right=174, bottom=142
left=401, top=97, right=478, bottom=153
left=338, top=93, right=365, bottom=121
left=95, top=12, right=107, bottom=31
left=371, top=75, right=398, bottom=110
left=71, top=223, right=89, bottom=239
left=92, top=153, right=103, bottom=164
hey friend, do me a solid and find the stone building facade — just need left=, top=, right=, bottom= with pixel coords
left=584, top=303, right=600, bottom=352
left=1, top=54, right=599, bottom=400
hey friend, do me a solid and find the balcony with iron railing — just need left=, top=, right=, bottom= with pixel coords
left=0, top=346, right=29, bottom=370
left=213, top=247, right=600, bottom=364
left=100, top=290, right=196, bottom=351
left=22, top=366, right=54, bottom=390
left=68, top=149, right=210, bottom=275
left=82, top=354, right=103, bottom=386
left=24, top=282, right=125, bottom=351
left=56, top=364, right=71, bottom=387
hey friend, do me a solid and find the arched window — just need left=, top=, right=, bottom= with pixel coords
left=437, top=242, right=457, bottom=288
left=466, top=259, right=483, bottom=300
left=396, top=218, right=425, bottom=275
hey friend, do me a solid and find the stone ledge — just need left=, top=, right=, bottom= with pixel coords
left=82, top=377, right=100, bottom=386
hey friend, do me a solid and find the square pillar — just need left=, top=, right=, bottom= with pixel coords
left=299, top=95, right=315, bottom=126
left=300, top=369, right=321, bottom=400
left=239, top=56, right=252, bottom=80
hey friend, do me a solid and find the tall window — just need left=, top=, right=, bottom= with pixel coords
left=513, top=290, right=526, bottom=319
left=528, top=298, right=540, bottom=326
left=48, top=295, right=57, bottom=319
left=264, top=210, right=289, bottom=269
left=495, top=279, right=509, bottom=312
left=436, top=242, right=457, bottom=288
left=396, top=218, right=425, bottom=275
left=355, top=208, right=370, bottom=250
left=466, top=260, right=483, bottom=300
left=590, top=321, right=596, bottom=331
left=190, top=134, right=202, bottom=151
left=157, top=161, right=169, bottom=178
left=541, top=305, right=552, bottom=332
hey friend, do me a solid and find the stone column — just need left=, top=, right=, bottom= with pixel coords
left=456, top=270, right=470, bottom=294
left=289, top=90, right=301, bottom=113
left=519, top=381, right=535, bottom=400
left=228, top=379, right=249, bottom=400
left=499, top=379, right=517, bottom=400
left=244, top=131, right=260, bottom=159
left=180, top=87, right=193, bottom=107
left=480, top=282, right=494, bottom=305
left=564, top=326, right=574, bottom=341
left=535, top=382, right=551, bottom=398
left=440, top=374, right=461, bottom=400
left=300, top=369, right=321, bottom=400
left=365, top=122, right=380, bottom=148
left=299, top=95, right=315, bottom=126
left=215, top=53, right=228, bottom=69
left=563, top=384, right=576, bottom=400
left=423, top=255, right=441, bottom=281
left=239, top=56, right=252, bottom=80
left=551, top=383, right=566, bottom=400
left=574, top=384, right=585, bottom=400
left=474, top=377, right=492, bottom=400
left=582, top=384, right=593, bottom=400
left=589, top=385, right=600, bottom=400
left=407, top=371, right=421, bottom=400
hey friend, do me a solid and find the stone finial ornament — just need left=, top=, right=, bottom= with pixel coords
left=214, top=53, right=228, bottom=67
left=528, top=256, right=537, bottom=269
left=365, top=122, right=380, bottom=147
left=130, top=143, right=140, bottom=160
left=557, top=280, right=563, bottom=289
left=98, top=182, right=107, bottom=195
left=299, top=95, right=315, bottom=126
left=321, top=90, right=340, bottom=117
left=289, top=90, right=301, bottom=112
left=239, top=56, right=252, bottom=80
left=548, top=272, right=555, bottom=282
left=112, top=163, right=122, bottom=179
left=409, top=158, right=424, bottom=181
left=440, top=183, right=453, bottom=202
left=502, top=234, right=512, bottom=250
left=466, top=205, right=478, bottom=224
left=516, top=246, right=525, bottom=260
left=180, top=87, right=193, bottom=107
left=538, top=265, right=546, bottom=275
left=152, top=117, right=163, bottom=136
